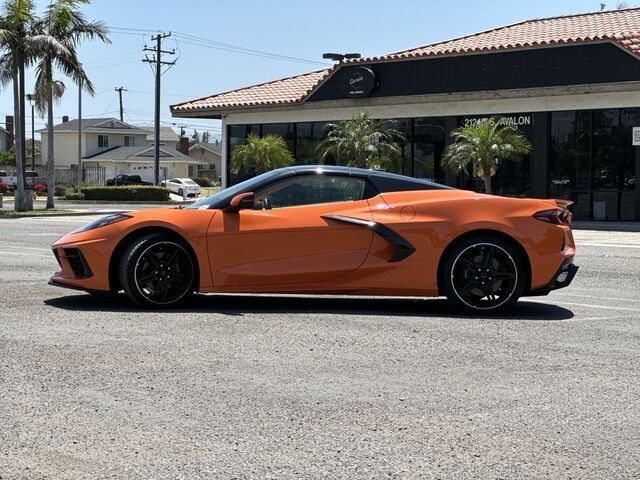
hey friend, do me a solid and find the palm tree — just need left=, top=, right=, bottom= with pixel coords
left=33, top=0, right=109, bottom=209
left=0, top=0, right=34, bottom=211
left=230, top=134, right=294, bottom=175
left=442, top=120, right=532, bottom=195
left=316, top=112, right=404, bottom=169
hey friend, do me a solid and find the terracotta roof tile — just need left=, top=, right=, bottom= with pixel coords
left=172, top=8, right=640, bottom=113
left=350, top=8, right=640, bottom=62
left=171, top=69, right=330, bottom=112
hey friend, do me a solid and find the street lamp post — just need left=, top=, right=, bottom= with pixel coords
left=25, top=94, right=35, bottom=171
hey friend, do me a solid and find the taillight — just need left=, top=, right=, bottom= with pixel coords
left=533, top=209, right=571, bottom=226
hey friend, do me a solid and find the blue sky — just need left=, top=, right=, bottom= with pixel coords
left=8, top=0, right=634, bottom=140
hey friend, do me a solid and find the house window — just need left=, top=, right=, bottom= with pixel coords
left=98, top=135, right=109, bottom=148
left=124, top=136, right=134, bottom=146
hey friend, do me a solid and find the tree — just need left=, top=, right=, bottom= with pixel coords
left=190, top=129, right=200, bottom=145
left=442, top=120, right=532, bottom=195
left=33, top=0, right=109, bottom=209
left=230, top=134, right=294, bottom=174
left=0, top=0, right=36, bottom=211
left=316, top=112, right=404, bottom=169
left=201, top=130, right=210, bottom=143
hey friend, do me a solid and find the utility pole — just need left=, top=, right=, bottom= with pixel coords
left=25, top=94, right=35, bottom=170
left=142, top=33, right=176, bottom=185
left=115, top=86, right=127, bottom=121
left=77, top=77, right=82, bottom=193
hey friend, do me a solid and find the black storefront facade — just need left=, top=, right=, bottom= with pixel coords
left=173, top=30, right=640, bottom=221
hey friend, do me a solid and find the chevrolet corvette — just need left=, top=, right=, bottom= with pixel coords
left=49, top=166, right=577, bottom=313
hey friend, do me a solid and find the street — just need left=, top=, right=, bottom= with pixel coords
left=1, top=215, right=639, bottom=479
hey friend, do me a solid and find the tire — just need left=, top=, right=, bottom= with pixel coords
left=441, top=235, right=526, bottom=314
left=178, top=188, right=183, bottom=196
left=118, top=232, right=196, bottom=308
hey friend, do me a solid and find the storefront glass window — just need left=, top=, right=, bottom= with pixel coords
left=262, top=123, right=296, bottom=153
left=296, top=122, right=329, bottom=164
left=549, top=111, right=592, bottom=219
left=592, top=109, right=637, bottom=220
left=380, top=119, right=412, bottom=175
left=414, top=118, right=446, bottom=182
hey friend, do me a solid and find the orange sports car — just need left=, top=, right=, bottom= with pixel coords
left=49, top=166, right=577, bottom=313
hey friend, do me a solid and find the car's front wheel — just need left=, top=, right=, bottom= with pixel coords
left=442, top=235, right=526, bottom=314
left=119, top=233, right=196, bottom=308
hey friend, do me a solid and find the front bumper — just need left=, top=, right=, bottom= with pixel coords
left=50, top=237, right=113, bottom=292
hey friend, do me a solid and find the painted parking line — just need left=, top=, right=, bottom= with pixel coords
left=575, top=242, right=640, bottom=249
left=521, top=298, right=640, bottom=312
left=568, top=313, right=640, bottom=321
left=0, top=251, right=51, bottom=258
left=555, top=292, right=640, bottom=303
left=0, top=245, right=52, bottom=252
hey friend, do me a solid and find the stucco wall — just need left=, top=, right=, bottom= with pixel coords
left=189, top=147, right=221, bottom=175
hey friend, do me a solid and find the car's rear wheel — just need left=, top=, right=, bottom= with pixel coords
left=442, top=235, right=525, bottom=314
left=119, top=233, right=196, bottom=308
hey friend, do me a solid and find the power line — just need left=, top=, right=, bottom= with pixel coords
left=110, top=25, right=329, bottom=67
left=174, top=31, right=329, bottom=66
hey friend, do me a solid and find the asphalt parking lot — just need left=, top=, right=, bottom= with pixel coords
left=1, top=215, right=639, bottom=479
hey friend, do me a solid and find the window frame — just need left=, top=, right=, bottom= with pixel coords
left=253, top=173, right=369, bottom=210
left=98, top=135, right=109, bottom=148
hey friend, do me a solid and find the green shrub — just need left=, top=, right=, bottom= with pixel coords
left=81, top=186, right=170, bottom=201
left=54, top=184, right=68, bottom=197
left=64, top=192, right=85, bottom=200
left=194, top=177, right=211, bottom=187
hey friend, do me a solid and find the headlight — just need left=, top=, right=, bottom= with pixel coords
left=75, top=213, right=132, bottom=233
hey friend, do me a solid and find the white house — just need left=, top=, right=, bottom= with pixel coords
left=38, top=118, right=205, bottom=183
left=139, top=126, right=180, bottom=150
left=188, top=142, right=221, bottom=181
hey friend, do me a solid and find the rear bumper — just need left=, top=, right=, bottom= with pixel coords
left=525, top=257, right=578, bottom=296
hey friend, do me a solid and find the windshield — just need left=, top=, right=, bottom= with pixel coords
left=185, top=170, right=283, bottom=210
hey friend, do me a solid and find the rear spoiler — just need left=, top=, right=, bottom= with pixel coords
left=552, top=199, right=574, bottom=212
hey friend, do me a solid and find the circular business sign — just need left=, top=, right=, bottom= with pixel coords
left=339, top=66, right=376, bottom=98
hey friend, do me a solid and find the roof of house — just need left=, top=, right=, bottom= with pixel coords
left=37, top=118, right=150, bottom=134
left=171, top=8, right=640, bottom=114
left=189, top=142, right=222, bottom=155
left=139, top=126, right=180, bottom=142
left=84, top=145, right=205, bottom=163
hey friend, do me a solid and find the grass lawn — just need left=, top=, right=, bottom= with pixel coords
left=199, top=186, right=221, bottom=197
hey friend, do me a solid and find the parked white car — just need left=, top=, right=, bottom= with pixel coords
left=160, top=178, right=201, bottom=197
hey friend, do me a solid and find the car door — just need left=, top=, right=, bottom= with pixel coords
left=167, top=179, right=179, bottom=194
left=207, top=173, right=374, bottom=287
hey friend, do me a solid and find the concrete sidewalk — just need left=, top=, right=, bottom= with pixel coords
left=572, top=221, right=640, bottom=232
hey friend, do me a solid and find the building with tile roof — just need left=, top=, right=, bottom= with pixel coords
left=172, top=8, right=640, bottom=220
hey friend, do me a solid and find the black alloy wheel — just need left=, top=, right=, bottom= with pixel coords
left=442, top=236, right=525, bottom=314
left=119, top=233, right=196, bottom=308
left=178, top=188, right=183, bottom=196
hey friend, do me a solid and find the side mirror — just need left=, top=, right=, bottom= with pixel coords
left=224, top=192, right=254, bottom=212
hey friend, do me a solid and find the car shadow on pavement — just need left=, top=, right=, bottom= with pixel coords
left=45, top=293, right=574, bottom=321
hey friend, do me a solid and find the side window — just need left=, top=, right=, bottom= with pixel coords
left=254, top=175, right=366, bottom=209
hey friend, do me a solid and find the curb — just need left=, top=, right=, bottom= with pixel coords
left=0, top=210, right=126, bottom=219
